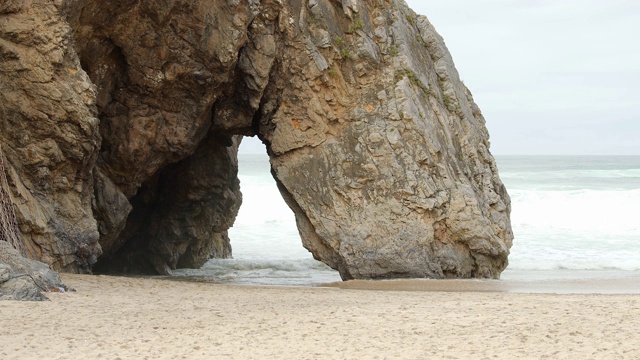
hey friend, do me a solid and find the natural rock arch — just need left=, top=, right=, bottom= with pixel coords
left=1, top=0, right=512, bottom=280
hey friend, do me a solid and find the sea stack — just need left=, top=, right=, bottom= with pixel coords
left=0, top=0, right=512, bottom=281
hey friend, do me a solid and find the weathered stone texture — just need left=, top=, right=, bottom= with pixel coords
left=68, top=0, right=257, bottom=197
left=94, top=134, right=241, bottom=274
left=261, top=0, right=512, bottom=279
left=1, top=0, right=512, bottom=280
left=0, top=241, right=68, bottom=301
left=0, top=1, right=101, bottom=272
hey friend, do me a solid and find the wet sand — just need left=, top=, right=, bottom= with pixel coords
left=327, top=271, right=640, bottom=294
left=1, top=274, right=639, bottom=359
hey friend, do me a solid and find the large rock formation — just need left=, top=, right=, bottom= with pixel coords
left=0, top=0, right=101, bottom=272
left=1, top=0, right=512, bottom=280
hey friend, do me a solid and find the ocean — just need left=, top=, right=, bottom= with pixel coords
left=171, top=152, right=640, bottom=286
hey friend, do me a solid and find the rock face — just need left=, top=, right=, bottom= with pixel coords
left=0, top=0, right=512, bottom=280
left=0, top=241, right=68, bottom=301
left=0, top=1, right=101, bottom=272
left=264, top=2, right=513, bottom=279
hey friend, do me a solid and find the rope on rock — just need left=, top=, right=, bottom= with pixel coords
left=0, top=144, right=24, bottom=256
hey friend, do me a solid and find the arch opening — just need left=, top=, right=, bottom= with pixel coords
left=171, top=136, right=340, bottom=285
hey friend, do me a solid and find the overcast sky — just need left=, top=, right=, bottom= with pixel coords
left=241, top=1, right=640, bottom=155
left=406, top=0, right=640, bottom=155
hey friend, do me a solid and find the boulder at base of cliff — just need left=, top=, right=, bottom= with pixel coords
left=0, top=241, right=70, bottom=301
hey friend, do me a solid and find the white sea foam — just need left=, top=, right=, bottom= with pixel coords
left=502, top=168, right=640, bottom=180
left=510, top=189, right=640, bottom=235
left=170, top=258, right=340, bottom=285
left=502, top=157, right=640, bottom=272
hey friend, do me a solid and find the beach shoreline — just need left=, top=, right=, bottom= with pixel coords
left=165, top=268, right=640, bottom=294
left=1, top=274, right=639, bottom=359
left=324, top=270, right=640, bottom=295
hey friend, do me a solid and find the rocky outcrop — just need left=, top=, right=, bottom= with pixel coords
left=0, top=1, right=101, bottom=272
left=0, top=0, right=512, bottom=280
left=264, top=2, right=513, bottom=279
left=0, top=241, right=69, bottom=301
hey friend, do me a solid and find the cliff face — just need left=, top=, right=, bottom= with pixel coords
left=0, top=1, right=101, bottom=272
left=0, top=0, right=512, bottom=279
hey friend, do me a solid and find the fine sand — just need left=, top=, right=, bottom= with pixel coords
left=1, top=274, right=639, bottom=359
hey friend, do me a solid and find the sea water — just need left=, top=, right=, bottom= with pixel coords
left=498, top=155, right=640, bottom=282
left=171, top=151, right=640, bottom=285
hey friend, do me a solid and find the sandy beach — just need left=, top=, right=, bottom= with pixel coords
left=1, top=274, right=639, bottom=359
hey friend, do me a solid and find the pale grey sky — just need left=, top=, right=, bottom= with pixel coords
left=406, top=0, right=640, bottom=155
left=241, top=1, right=640, bottom=155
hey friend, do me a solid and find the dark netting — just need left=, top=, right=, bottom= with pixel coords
left=0, top=145, right=23, bottom=256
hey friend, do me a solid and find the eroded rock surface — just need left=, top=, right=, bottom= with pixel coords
left=0, top=1, right=101, bottom=272
left=263, top=1, right=513, bottom=279
left=0, top=0, right=512, bottom=279
left=0, top=241, right=68, bottom=301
